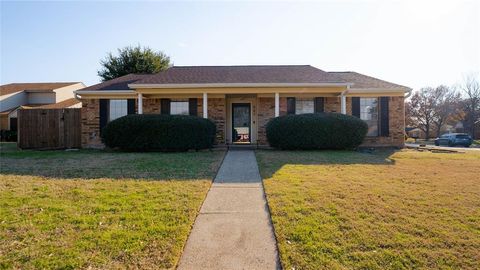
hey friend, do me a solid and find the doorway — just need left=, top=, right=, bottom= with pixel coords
left=232, top=103, right=251, bottom=144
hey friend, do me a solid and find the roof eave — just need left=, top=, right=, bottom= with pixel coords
left=128, top=82, right=353, bottom=89
left=348, top=87, right=412, bottom=93
left=74, top=90, right=137, bottom=99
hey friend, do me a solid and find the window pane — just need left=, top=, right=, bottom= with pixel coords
left=295, top=98, right=314, bottom=114
left=360, top=98, right=378, bottom=136
left=170, top=101, right=189, bottom=115
left=109, top=100, right=128, bottom=121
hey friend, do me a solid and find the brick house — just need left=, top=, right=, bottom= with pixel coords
left=75, top=65, right=411, bottom=148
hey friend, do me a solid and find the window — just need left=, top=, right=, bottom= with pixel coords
left=360, top=98, right=379, bottom=136
left=170, top=101, right=189, bottom=115
left=109, top=100, right=128, bottom=121
left=295, top=98, right=314, bottom=114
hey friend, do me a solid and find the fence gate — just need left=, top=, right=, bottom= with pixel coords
left=18, top=108, right=81, bottom=149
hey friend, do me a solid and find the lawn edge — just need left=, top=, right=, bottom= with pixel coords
left=254, top=150, right=284, bottom=270
left=173, top=149, right=228, bottom=269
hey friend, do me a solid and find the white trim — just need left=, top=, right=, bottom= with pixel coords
left=340, top=89, right=348, bottom=114
left=74, top=90, right=136, bottom=95
left=203, top=93, right=208, bottom=118
left=274, top=92, right=280, bottom=117
left=129, top=82, right=353, bottom=89
left=137, top=93, right=143, bottom=114
left=347, top=87, right=411, bottom=93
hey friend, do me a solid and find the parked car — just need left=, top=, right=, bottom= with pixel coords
left=434, top=133, right=472, bottom=147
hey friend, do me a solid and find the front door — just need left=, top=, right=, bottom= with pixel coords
left=232, top=103, right=251, bottom=144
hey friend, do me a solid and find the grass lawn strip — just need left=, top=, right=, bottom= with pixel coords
left=256, top=150, right=480, bottom=270
left=0, top=144, right=225, bottom=269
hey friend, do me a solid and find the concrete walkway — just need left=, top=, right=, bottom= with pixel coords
left=177, top=150, right=280, bottom=270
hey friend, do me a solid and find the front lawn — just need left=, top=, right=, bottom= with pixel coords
left=256, top=150, right=480, bottom=270
left=0, top=143, right=225, bottom=269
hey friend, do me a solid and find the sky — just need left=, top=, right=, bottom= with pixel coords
left=1, top=0, right=479, bottom=91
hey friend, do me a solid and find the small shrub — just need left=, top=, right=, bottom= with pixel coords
left=405, top=137, right=416, bottom=143
left=0, top=130, right=17, bottom=142
left=101, top=114, right=216, bottom=151
left=266, top=113, right=368, bottom=150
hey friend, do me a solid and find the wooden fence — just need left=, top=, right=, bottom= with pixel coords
left=18, top=108, right=81, bottom=149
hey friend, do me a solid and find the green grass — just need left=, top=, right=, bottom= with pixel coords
left=0, top=144, right=225, bottom=269
left=0, top=143, right=223, bottom=180
left=256, top=149, right=480, bottom=270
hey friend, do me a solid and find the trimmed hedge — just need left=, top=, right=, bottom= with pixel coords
left=266, top=113, right=368, bottom=150
left=0, top=130, right=17, bottom=142
left=101, top=114, right=216, bottom=151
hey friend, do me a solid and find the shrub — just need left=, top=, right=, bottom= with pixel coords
left=0, top=130, right=17, bottom=142
left=101, top=114, right=216, bottom=151
left=266, top=113, right=368, bottom=150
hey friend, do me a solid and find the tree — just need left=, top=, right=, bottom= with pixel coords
left=98, top=45, right=171, bottom=81
left=407, top=87, right=437, bottom=140
left=460, top=74, right=480, bottom=138
left=431, top=85, right=463, bottom=137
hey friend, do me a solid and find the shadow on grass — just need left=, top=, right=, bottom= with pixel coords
left=0, top=143, right=225, bottom=181
left=255, top=149, right=397, bottom=179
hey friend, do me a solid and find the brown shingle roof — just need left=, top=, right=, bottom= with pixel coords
left=0, top=82, right=80, bottom=96
left=133, top=65, right=347, bottom=85
left=328, top=72, right=410, bottom=90
left=78, top=74, right=150, bottom=91
left=78, top=66, right=411, bottom=91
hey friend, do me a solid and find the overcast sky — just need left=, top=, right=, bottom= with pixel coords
left=1, top=0, right=479, bottom=91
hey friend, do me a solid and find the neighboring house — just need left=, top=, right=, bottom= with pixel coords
left=75, top=65, right=411, bottom=148
left=0, top=82, right=85, bottom=131
left=405, top=127, right=421, bottom=138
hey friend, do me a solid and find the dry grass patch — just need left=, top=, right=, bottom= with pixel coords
left=0, top=144, right=225, bottom=269
left=256, top=150, right=480, bottom=270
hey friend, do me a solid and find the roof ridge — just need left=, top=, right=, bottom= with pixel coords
left=170, top=65, right=313, bottom=68
left=1, top=82, right=81, bottom=86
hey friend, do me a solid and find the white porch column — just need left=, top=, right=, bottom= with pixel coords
left=203, top=92, right=208, bottom=118
left=340, top=94, right=346, bottom=114
left=137, top=93, right=143, bottom=114
left=274, top=92, right=280, bottom=117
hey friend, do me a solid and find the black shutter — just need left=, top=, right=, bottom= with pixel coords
left=352, top=97, right=360, bottom=118
left=314, top=97, right=324, bottom=113
left=287, top=97, right=296, bottom=115
left=127, top=99, right=135, bottom=114
left=99, top=99, right=109, bottom=134
left=189, top=98, right=198, bottom=116
left=380, top=97, right=390, bottom=136
left=161, top=99, right=170, bottom=115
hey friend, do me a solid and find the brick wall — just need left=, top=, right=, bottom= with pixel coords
left=360, top=96, right=405, bottom=148
left=207, top=98, right=226, bottom=144
left=143, top=98, right=160, bottom=114
left=324, top=97, right=339, bottom=113
left=81, top=99, right=103, bottom=148
left=80, top=95, right=405, bottom=149
left=257, top=97, right=275, bottom=145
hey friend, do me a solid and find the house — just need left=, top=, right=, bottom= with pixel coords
left=0, top=82, right=86, bottom=131
left=75, top=65, right=411, bottom=148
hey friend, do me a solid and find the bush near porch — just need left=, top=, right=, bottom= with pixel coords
left=102, top=114, right=216, bottom=152
left=266, top=113, right=368, bottom=150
